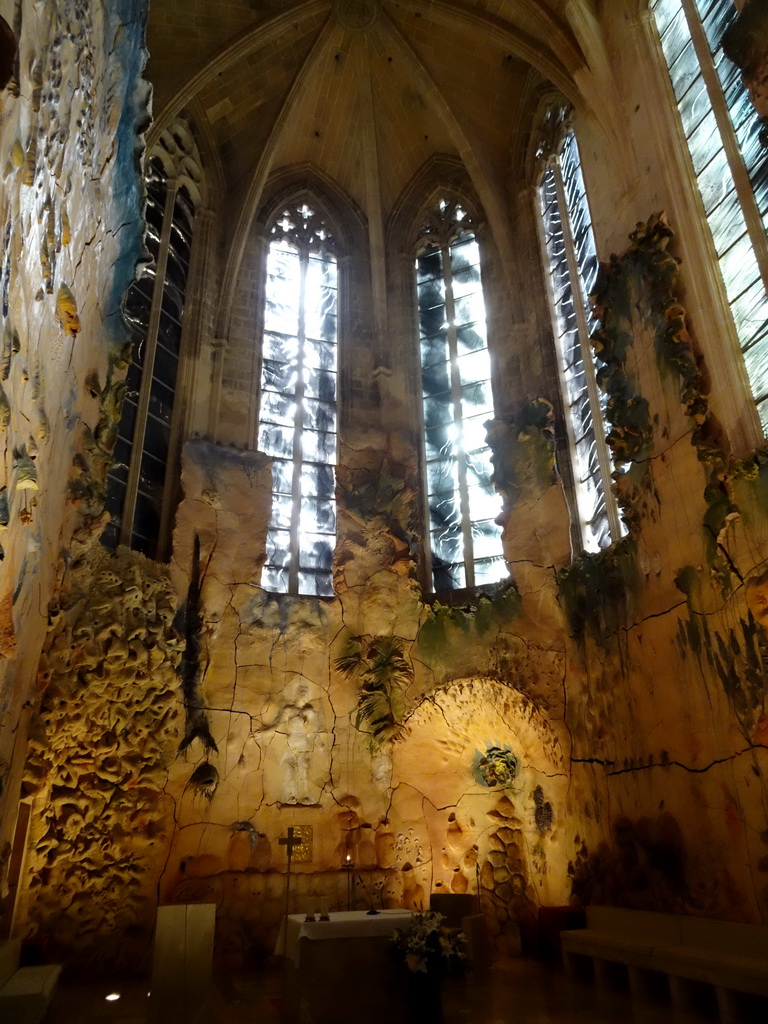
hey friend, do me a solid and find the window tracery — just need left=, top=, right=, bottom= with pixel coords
left=258, top=200, right=338, bottom=597
left=535, top=103, right=623, bottom=552
left=416, top=196, right=506, bottom=591
left=651, top=0, right=768, bottom=433
left=103, top=121, right=202, bottom=558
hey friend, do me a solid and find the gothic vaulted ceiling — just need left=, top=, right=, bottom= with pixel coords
left=145, top=0, right=587, bottom=226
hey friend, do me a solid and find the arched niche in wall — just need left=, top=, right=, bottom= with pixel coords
left=388, top=677, right=569, bottom=925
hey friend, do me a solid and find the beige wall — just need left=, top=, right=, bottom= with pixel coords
left=3, top=0, right=768, bottom=971
left=0, top=0, right=148, bottom=927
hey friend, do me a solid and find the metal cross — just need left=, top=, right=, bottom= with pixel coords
left=279, top=826, right=303, bottom=953
left=279, top=825, right=302, bottom=864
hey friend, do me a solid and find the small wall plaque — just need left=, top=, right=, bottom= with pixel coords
left=291, top=825, right=313, bottom=863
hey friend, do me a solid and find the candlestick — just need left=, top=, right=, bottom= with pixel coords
left=318, top=896, right=330, bottom=920
left=342, top=855, right=355, bottom=911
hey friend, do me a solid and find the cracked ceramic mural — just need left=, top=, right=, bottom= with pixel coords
left=0, top=0, right=767, bottom=978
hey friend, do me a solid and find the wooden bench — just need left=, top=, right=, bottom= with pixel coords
left=561, top=906, right=768, bottom=1024
left=0, top=939, right=61, bottom=1024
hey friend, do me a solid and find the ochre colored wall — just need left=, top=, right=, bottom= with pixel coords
left=1, top=0, right=767, bottom=974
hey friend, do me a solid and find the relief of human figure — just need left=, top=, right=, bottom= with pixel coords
left=255, top=676, right=327, bottom=804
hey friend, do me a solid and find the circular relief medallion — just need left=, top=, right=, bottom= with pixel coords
left=333, top=0, right=381, bottom=31
left=472, top=745, right=520, bottom=789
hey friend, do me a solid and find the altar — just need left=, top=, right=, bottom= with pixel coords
left=277, top=910, right=415, bottom=1023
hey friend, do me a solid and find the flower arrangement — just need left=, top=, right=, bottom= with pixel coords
left=391, top=911, right=467, bottom=975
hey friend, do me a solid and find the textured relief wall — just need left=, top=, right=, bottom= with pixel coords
left=4, top=0, right=768, bottom=960
left=559, top=216, right=768, bottom=923
left=128, top=218, right=768, bottom=970
left=156, top=209, right=768, bottom=962
left=11, top=192, right=768, bottom=967
left=22, top=546, right=183, bottom=969
left=148, top=435, right=569, bottom=960
left=0, top=0, right=148, bottom=893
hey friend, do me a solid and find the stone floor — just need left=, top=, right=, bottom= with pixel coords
left=47, top=956, right=725, bottom=1024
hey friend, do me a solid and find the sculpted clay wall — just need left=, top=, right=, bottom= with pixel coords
left=154, top=435, right=571, bottom=960
left=153, top=197, right=768, bottom=963
left=7, top=0, right=768, bottom=973
left=548, top=1, right=768, bottom=925
left=555, top=215, right=768, bottom=922
left=0, top=0, right=149, bottom=943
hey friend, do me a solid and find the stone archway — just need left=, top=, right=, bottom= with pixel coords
left=389, top=677, right=570, bottom=954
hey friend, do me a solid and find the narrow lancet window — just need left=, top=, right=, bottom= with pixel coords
left=258, top=202, right=337, bottom=597
left=417, top=197, right=505, bottom=592
left=651, top=0, right=768, bottom=432
left=538, top=120, right=621, bottom=553
left=104, top=149, right=197, bottom=558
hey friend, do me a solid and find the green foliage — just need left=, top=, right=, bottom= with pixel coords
left=334, top=633, right=365, bottom=677
left=417, top=604, right=469, bottom=660
left=336, top=457, right=419, bottom=570
left=676, top=600, right=766, bottom=737
left=592, top=214, right=768, bottom=594
left=589, top=221, right=659, bottom=532
left=337, top=459, right=413, bottom=531
left=487, top=398, right=557, bottom=510
left=416, top=583, right=522, bottom=662
left=391, top=911, right=467, bottom=975
left=732, top=447, right=768, bottom=483
left=334, top=633, right=411, bottom=743
left=557, top=537, right=637, bottom=642
left=355, top=687, right=406, bottom=743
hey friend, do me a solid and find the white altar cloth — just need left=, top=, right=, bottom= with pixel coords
left=276, top=909, right=412, bottom=966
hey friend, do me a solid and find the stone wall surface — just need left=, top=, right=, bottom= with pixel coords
left=22, top=545, right=183, bottom=968
left=1, top=0, right=768, bottom=975
left=555, top=214, right=768, bottom=923
left=0, top=0, right=148, bottom=913
left=149, top=217, right=768, bottom=954
left=146, top=435, right=571, bottom=960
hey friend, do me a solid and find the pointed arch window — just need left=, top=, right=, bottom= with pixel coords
left=416, top=197, right=506, bottom=592
left=651, top=0, right=768, bottom=432
left=103, top=147, right=197, bottom=559
left=536, top=108, right=623, bottom=552
left=258, top=202, right=337, bottom=597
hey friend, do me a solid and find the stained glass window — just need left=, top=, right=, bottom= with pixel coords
left=258, top=203, right=337, bottom=597
left=651, top=0, right=768, bottom=432
left=537, top=109, right=623, bottom=552
left=417, top=198, right=505, bottom=591
left=103, top=153, right=196, bottom=559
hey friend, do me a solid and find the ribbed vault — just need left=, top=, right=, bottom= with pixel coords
left=146, top=0, right=585, bottom=227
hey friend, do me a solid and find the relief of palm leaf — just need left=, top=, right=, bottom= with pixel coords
left=355, top=686, right=407, bottom=742
left=366, top=635, right=410, bottom=686
left=334, top=634, right=364, bottom=677
left=335, top=633, right=412, bottom=744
